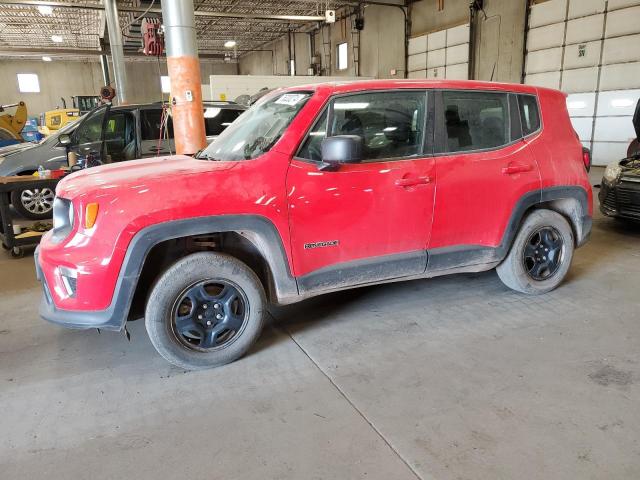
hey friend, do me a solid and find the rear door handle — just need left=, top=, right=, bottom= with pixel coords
left=395, top=176, right=432, bottom=187
left=502, top=163, right=533, bottom=175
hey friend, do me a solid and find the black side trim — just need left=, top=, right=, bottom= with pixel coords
left=39, top=215, right=298, bottom=331
left=297, top=251, right=427, bottom=294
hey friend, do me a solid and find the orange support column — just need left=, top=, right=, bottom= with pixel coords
left=162, top=0, right=207, bottom=155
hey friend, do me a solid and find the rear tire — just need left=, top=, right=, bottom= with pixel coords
left=497, top=209, right=574, bottom=294
left=145, top=252, right=266, bottom=370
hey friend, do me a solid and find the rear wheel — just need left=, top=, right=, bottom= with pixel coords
left=11, top=186, right=55, bottom=220
left=145, top=252, right=266, bottom=370
left=497, top=209, right=574, bottom=294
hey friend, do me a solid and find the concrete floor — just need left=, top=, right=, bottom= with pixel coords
left=1, top=167, right=639, bottom=479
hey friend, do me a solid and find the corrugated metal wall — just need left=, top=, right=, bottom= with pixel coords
left=524, top=0, right=640, bottom=165
left=407, top=23, right=470, bottom=80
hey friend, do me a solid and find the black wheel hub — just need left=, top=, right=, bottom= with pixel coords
left=522, top=226, right=564, bottom=281
left=171, top=280, right=248, bottom=351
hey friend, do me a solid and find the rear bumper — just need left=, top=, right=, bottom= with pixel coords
left=35, top=247, right=123, bottom=331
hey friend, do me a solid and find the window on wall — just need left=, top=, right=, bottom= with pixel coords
left=17, top=74, right=40, bottom=93
left=336, top=42, right=348, bottom=71
left=160, top=76, right=171, bottom=94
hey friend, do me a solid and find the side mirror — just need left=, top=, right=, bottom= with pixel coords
left=319, top=135, right=363, bottom=171
left=58, top=133, right=71, bottom=146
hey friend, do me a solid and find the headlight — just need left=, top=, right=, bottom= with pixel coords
left=51, top=197, right=74, bottom=243
left=603, top=162, right=622, bottom=183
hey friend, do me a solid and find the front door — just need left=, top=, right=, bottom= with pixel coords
left=287, top=90, right=436, bottom=293
left=69, top=105, right=109, bottom=167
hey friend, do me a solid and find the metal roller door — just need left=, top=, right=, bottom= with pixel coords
left=408, top=23, right=470, bottom=80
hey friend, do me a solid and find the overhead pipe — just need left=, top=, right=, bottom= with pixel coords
left=104, top=0, right=128, bottom=104
left=161, top=0, right=207, bottom=155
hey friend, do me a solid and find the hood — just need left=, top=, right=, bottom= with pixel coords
left=57, top=155, right=236, bottom=199
left=0, top=142, right=36, bottom=156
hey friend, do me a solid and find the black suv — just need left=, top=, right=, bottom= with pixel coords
left=599, top=99, right=640, bottom=221
left=0, top=101, right=245, bottom=219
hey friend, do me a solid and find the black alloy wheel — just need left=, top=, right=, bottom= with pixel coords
left=522, top=226, right=564, bottom=281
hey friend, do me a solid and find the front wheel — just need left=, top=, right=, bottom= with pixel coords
left=145, top=252, right=266, bottom=370
left=10, top=186, right=55, bottom=220
left=497, top=209, right=574, bottom=294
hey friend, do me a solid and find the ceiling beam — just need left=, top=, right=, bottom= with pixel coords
left=0, top=1, right=327, bottom=22
left=0, top=46, right=226, bottom=59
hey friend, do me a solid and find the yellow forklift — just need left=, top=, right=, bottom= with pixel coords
left=0, top=102, right=27, bottom=147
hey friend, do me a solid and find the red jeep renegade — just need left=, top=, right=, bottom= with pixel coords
left=35, top=80, right=592, bottom=370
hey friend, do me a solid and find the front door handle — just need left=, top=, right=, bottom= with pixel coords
left=395, top=176, right=432, bottom=187
left=502, top=163, right=533, bottom=175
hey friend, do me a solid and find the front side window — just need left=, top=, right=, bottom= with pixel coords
left=199, top=92, right=311, bottom=161
left=519, top=94, right=541, bottom=136
left=441, top=91, right=510, bottom=152
left=74, top=107, right=107, bottom=144
left=298, top=91, right=426, bottom=162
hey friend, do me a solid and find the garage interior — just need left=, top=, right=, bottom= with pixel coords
left=1, top=0, right=640, bottom=479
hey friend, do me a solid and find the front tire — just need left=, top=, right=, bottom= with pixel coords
left=145, top=252, right=266, bottom=370
left=11, top=186, right=55, bottom=220
left=497, top=209, right=574, bottom=294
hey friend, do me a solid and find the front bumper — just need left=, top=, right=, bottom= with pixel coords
left=599, top=178, right=640, bottom=220
left=35, top=247, right=124, bottom=331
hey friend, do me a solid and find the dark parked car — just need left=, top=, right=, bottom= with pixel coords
left=0, top=101, right=245, bottom=219
left=599, top=99, right=640, bottom=221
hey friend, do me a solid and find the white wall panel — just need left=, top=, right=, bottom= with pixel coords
left=427, top=30, right=446, bottom=50
left=594, top=116, right=637, bottom=142
left=426, top=66, right=444, bottom=79
left=408, top=53, right=427, bottom=72
left=445, top=63, right=468, bottom=80
left=592, top=141, right=631, bottom=165
left=446, top=44, right=469, bottom=65
left=570, top=117, right=595, bottom=141
left=608, top=0, right=640, bottom=10
left=446, top=24, right=470, bottom=46
left=597, top=89, right=640, bottom=115
left=567, top=93, right=597, bottom=117
left=427, top=48, right=446, bottom=68
left=602, top=34, right=640, bottom=64
left=568, top=0, right=606, bottom=18
left=527, top=23, right=565, bottom=52
left=526, top=47, right=563, bottom=74
left=605, top=6, right=640, bottom=37
left=408, top=35, right=427, bottom=55
left=600, top=62, right=640, bottom=90
left=529, top=0, right=567, bottom=28
left=565, top=14, right=604, bottom=44
left=563, top=40, right=601, bottom=69
left=408, top=69, right=426, bottom=79
left=525, top=71, right=562, bottom=89
left=562, top=66, right=600, bottom=92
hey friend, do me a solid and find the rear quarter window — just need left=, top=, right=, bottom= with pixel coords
left=518, top=94, right=541, bottom=136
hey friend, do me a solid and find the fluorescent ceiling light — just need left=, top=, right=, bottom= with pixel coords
left=42, top=56, right=52, bottom=62
left=224, top=40, right=237, bottom=48
left=51, top=35, right=63, bottom=43
left=37, top=5, right=53, bottom=15
left=567, top=100, right=586, bottom=109
left=611, top=98, right=634, bottom=108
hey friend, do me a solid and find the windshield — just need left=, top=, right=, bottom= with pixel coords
left=198, top=91, right=312, bottom=161
left=41, top=116, right=82, bottom=145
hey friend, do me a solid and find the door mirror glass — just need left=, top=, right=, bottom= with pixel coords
left=320, top=135, right=363, bottom=170
left=58, top=133, right=71, bottom=145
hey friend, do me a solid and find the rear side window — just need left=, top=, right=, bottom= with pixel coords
left=140, top=109, right=173, bottom=141
left=203, top=107, right=243, bottom=136
left=518, top=94, right=541, bottom=136
left=441, top=91, right=510, bottom=152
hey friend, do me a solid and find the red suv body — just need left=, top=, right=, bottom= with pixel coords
left=35, top=80, right=592, bottom=369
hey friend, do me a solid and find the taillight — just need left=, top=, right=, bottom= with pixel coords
left=582, top=146, right=591, bottom=172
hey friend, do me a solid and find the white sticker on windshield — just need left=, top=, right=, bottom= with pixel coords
left=275, top=93, right=306, bottom=106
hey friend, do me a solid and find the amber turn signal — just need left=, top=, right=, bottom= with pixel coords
left=84, top=203, right=99, bottom=229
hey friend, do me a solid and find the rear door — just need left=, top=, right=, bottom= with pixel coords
left=429, top=89, right=540, bottom=261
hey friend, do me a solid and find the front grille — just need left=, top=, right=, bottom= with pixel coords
left=616, top=182, right=640, bottom=217
left=602, top=190, right=617, bottom=211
